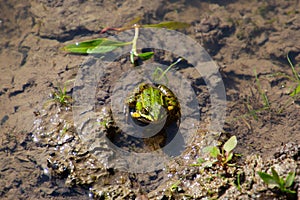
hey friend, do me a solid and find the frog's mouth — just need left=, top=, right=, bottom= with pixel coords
left=130, top=107, right=168, bottom=126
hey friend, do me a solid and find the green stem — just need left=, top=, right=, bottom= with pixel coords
left=130, top=24, right=139, bottom=63
left=254, top=69, right=270, bottom=109
left=157, top=58, right=183, bottom=81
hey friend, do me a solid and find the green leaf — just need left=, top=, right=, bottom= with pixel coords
left=225, top=152, right=233, bottom=163
left=271, top=168, right=281, bottom=185
left=63, top=38, right=131, bottom=54
left=283, top=189, right=296, bottom=194
left=63, top=38, right=105, bottom=53
left=285, top=171, right=295, bottom=188
left=258, top=171, right=277, bottom=185
left=203, top=146, right=220, bottom=158
left=290, top=84, right=300, bottom=97
left=87, top=45, right=119, bottom=54
left=143, top=21, right=190, bottom=30
left=223, top=136, right=237, bottom=153
left=137, top=52, right=154, bottom=60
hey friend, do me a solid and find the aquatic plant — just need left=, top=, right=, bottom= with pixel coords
left=192, top=136, right=238, bottom=168
left=44, top=80, right=73, bottom=107
left=258, top=167, right=296, bottom=194
left=52, top=85, right=71, bottom=106
left=63, top=20, right=189, bottom=65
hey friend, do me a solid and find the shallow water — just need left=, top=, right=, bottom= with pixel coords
left=1, top=0, right=299, bottom=199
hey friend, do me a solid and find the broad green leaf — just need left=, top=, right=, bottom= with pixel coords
left=87, top=39, right=131, bottom=53
left=290, top=84, right=300, bottom=97
left=223, top=136, right=237, bottom=153
left=87, top=45, right=118, bottom=54
left=143, top=21, right=190, bottom=30
left=285, top=171, right=295, bottom=188
left=257, top=171, right=277, bottom=185
left=63, top=38, right=106, bottom=53
left=137, top=52, right=154, bottom=60
left=63, top=38, right=131, bottom=54
left=203, top=146, right=220, bottom=158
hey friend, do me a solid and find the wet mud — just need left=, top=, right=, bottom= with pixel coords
left=0, top=0, right=299, bottom=199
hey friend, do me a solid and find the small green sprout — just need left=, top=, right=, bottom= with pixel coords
left=152, top=58, right=183, bottom=84
left=258, top=167, right=296, bottom=194
left=254, top=69, right=270, bottom=110
left=44, top=80, right=74, bottom=108
left=52, top=84, right=72, bottom=106
left=170, top=180, right=181, bottom=193
left=59, top=123, right=70, bottom=136
left=235, top=172, right=242, bottom=191
left=193, top=136, right=238, bottom=168
left=98, top=118, right=114, bottom=129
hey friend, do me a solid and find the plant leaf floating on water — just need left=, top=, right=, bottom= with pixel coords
left=101, top=21, right=190, bottom=33
left=137, top=52, right=154, bottom=60
left=63, top=38, right=131, bottom=54
left=143, top=21, right=190, bottom=30
left=63, top=21, right=189, bottom=55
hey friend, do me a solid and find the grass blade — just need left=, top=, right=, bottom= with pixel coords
left=254, top=69, right=270, bottom=108
left=290, top=84, right=300, bottom=97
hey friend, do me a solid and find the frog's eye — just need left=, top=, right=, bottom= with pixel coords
left=168, top=101, right=177, bottom=106
left=131, top=112, right=141, bottom=118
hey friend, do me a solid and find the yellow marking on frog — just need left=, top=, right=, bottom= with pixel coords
left=167, top=106, right=174, bottom=111
left=131, top=112, right=141, bottom=118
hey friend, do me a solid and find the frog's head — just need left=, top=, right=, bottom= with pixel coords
left=127, top=83, right=180, bottom=126
left=128, top=84, right=167, bottom=124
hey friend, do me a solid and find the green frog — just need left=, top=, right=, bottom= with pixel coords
left=126, top=83, right=180, bottom=125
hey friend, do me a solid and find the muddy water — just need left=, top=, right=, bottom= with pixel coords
left=1, top=0, right=300, bottom=199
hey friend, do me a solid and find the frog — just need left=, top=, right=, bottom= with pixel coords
left=126, top=83, right=181, bottom=125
